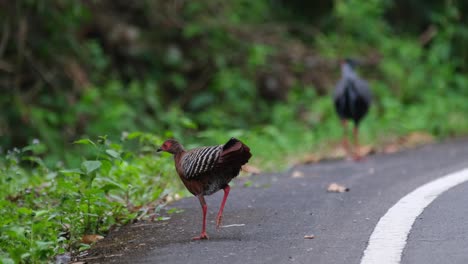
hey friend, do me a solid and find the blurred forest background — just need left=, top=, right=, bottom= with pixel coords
left=1, top=0, right=468, bottom=165
left=1, top=0, right=468, bottom=262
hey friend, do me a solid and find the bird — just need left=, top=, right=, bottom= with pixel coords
left=157, top=137, right=252, bottom=240
left=334, top=58, right=372, bottom=160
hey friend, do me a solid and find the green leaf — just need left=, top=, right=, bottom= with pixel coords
left=180, top=116, right=198, bottom=129
left=79, top=243, right=91, bottom=251
left=17, top=207, right=33, bottom=215
left=22, top=156, right=46, bottom=167
left=0, top=257, right=15, bottom=264
left=35, top=241, right=54, bottom=250
left=100, top=184, right=122, bottom=192
left=97, top=178, right=125, bottom=194
left=82, top=160, right=102, bottom=175
left=73, top=138, right=96, bottom=147
left=167, top=208, right=184, bottom=214
left=105, top=149, right=120, bottom=159
left=20, top=253, right=31, bottom=260
left=33, top=210, right=49, bottom=218
left=47, top=212, right=60, bottom=221
left=97, top=135, right=108, bottom=145
left=7, top=226, right=26, bottom=238
left=156, top=216, right=171, bottom=221
left=60, top=168, right=83, bottom=175
left=100, top=160, right=113, bottom=175
left=183, top=23, right=203, bottom=38
left=126, top=131, right=142, bottom=140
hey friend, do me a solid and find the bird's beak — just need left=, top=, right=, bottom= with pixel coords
left=157, top=148, right=162, bottom=152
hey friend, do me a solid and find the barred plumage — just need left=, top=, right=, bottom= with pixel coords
left=181, top=145, right=223, bottom=179
left=157, top=137, right=252, bottom=240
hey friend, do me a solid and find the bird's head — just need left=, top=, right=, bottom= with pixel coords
left=340, top=58, right=361, bottom=77
left=342, top=58, right=359, bottom=69
left=157, top=139, right=184, bottom=154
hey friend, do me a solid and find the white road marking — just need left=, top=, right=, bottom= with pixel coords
left=361, top=168, right=468, bottom=264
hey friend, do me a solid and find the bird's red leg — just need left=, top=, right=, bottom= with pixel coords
left=193, top=195, right=209, bottom=240
left=341, top=119, right=351, bottom=158
left=216, top=185, right=230, bottom=230
left=353, top=125, right=362, bottom=161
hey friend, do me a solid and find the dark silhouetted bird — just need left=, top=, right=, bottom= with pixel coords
left=157, top=138, right=251, bottom=240
left=334, top=59, right=372, bottom=160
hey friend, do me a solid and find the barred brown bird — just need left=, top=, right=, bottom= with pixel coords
left=157, top=137, right=252, bottom=240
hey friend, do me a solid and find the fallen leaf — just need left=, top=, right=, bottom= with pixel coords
left=383, top=144, right=400, bottom=154
left=242, top=164, right=261, bottom=175
left=302, top=154, right=320, bottom=164
left=402, top=132, right=434, bottom=147
left=356, top=144, right=374, bottom=157
left=81, top=234, right=104, bottom=244
left=304, top=235, right=315, bottom=239
left=381, top=132, right=434, bottom=154
left=327, top=183, right=349, bottom=193
left=163, top=194, right=175, bottom=203
left=329, top=144, right=347, bottom=159
left=243, top=180, right=253, bottom=187
left=291, top=170, right=304, bottom=178
left=105, top=254, right=123, bottom=258
left=127, top=203, right=142, bottom=212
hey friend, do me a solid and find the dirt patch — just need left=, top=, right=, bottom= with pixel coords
left=74, top=220, right=170, bottom=263
left=296, top=131, right=435, bottom=166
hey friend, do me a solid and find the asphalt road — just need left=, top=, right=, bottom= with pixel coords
left=80, top=138, right=468, bottom=264
left=402, top=180, right=468, bottom=264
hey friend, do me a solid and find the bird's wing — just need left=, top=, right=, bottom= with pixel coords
left=354, top=77, right=372, bottom=103
left=333, top=78, right=347, bottom=101
left=180, top=145, right=223, bottom=179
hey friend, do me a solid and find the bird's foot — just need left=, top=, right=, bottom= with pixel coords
left=216, top=214, right=223, bottom=230
left=352, top=146, right=364, bottom=161
left=192, top=232, right=209, bottom=240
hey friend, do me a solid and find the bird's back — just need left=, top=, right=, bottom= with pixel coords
left=180, top=145, right=223, bottom=179
left=177, top=138, right=251, bottom=195
left=334, top=75, right=371, bottom=124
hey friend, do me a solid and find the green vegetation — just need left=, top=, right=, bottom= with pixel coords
left=0, top=133, right=186, bottom=263
left=1, top=0, right=468, bottom=262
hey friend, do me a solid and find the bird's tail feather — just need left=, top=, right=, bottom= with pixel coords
left=217, top=138, right=251, bottom=167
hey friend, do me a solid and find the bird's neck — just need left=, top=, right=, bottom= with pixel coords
left=174, top=151, right=186, bottom=176
left=172, top=148, right=185, bottom=169
left=342, top=64, right=357, bottom=79
left=172, top=143, right=186, bottom=160
left=169, top=142, right=185, bottom=155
